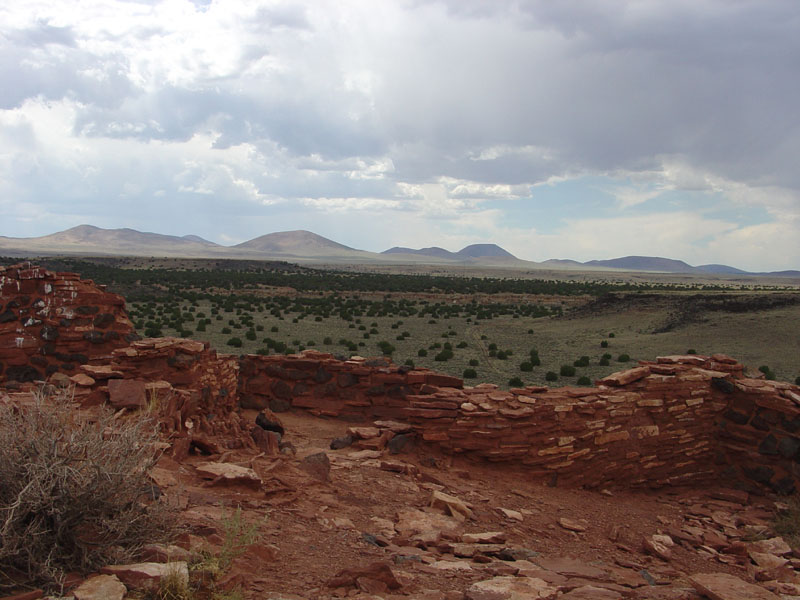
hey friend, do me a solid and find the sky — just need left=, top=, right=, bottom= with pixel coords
left=1, top=0, right=798, bottom=271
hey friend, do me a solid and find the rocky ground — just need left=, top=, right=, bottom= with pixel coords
left=3, top=404, right=800, bottom=600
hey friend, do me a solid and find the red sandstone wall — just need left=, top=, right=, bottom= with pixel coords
left=1, top=263, right=799, bottom=493
left=235, top=351, right=800, bottom=494
left=0, top=264, right=135, bottom=383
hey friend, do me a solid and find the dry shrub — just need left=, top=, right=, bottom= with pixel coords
left=0, top=387, right=176, bottom=590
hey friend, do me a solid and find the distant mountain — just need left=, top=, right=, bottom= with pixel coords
left=233, top=230, right=368, bottom=258
left=584, top=256, right=697, bottom=273
left=382, top=246, right=459, bottom=260
left=181, top=234, right=218, bottom=245
left=457, top=244, right=516, bottom=259
left=381, top=243, right=517, bottom=262
left=0, top=224, right=225, bottom=257
left=0, top=225, right=795, bottom=275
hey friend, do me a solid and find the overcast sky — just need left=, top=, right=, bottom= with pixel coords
left=1, top=0, right=798, bottom=271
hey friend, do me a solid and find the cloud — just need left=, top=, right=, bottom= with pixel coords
left=0, top=0, right=797, bottom=271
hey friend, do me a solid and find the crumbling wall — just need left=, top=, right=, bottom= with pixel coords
left=237, top=351, right=800, bottom=493
left=0, top=264, right=135, bottom=383
left=1, top=263, right=799, bottom=493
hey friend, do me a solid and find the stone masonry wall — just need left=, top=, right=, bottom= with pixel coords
left=237, top=351, right=800, bottom=494
left=0, top=263, right=135, bottom=383
left=2, top=263, right=799, bottom=493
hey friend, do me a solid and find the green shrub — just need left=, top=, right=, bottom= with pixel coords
left=520, top=361, right=533, bottom=372
left=577, top=376, right=591, bottom=386
left=463, top=368, right=477, bottom=379
left=530, top=355, right=541, bottom=366
left=599, top=357, right=610, bottom=366
left=227, top=337, right=243, bottom=348
left=796, top=376, right=800, bottom=386
left=457, top=341, right=468, bottom=348
left=573, top=356, right=590, bottom=367
left=270, top=326, right=279, bottom=332
left=0, top=389, right=176, bottom=588
left=469, top=359, right=479, bottom=367
left=545, top=371, right=558, bottom=381
left=377, top=341, right=395, bottom=355
left=687, top=348, right=697, bottom=354
left=323, top=336, right=333, bottom=345
left=221, top=327, right=232, bottom=334
left=608, top=332, right=615, bottom=338
left=618, top=354, right=630, bottom=362
left=600, top=340, right=608, bottom=348
left=404, top=359, right=414, bottom=367
left=434, top=349, right=454, bottom=361
left=496, top=350, right=508, bottom=360
left=488, top=343, right=497, bottom=351
left=245, top=330, right=256, bottom=341
left=418, top=348, right=428, bottom=357
left=508, top=377, right=524, bottom=387
left=560, top=365, right=576, bottom=377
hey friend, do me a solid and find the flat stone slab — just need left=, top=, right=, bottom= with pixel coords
left=100, top=561, right=188, bottom=591
left=195, top=462, right=262, bottom=486
left=689, top=573, right=780, bottom=600
left=72, top=574, right=127, bottom=600
left=466, top=576, right=558, bottom=599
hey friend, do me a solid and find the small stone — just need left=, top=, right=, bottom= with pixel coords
left=72, top=574, right=127, bottom=600
left=300, top=452, right=331, bottom=482
left=195, top=462, right=262, bottom=487
left=330, top=435, right=354, bottom=450
left=100, top=562, right=188, bottom=591
left=462, top=531, right=506, bottom=544
left=429, top=490, right=473, bottom=520
left=498, top=507, right=524, bottom=521
left=558, top=517, right=587, bottom=532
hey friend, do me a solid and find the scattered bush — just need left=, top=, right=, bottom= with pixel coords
left=796, top=376, right=800, bottom=386
left=404, top=359, right=415, bottom=368
left=560, top=365, right=576, bottom=377
left=545, top=371, right=558, bottom=381
left=221, top=327, right=232, bottom=334
left=377, top=341, right=395, bottom=355
left=434, top=349, right=454, bottom=361
left=520, top=361, right=533, bottom=372
left=227, top=337, right=243, bottom=348
left=577, top=376, right=591, bottom=386
left=496, top=350, right=508, bottom=360
left=573, top=356, right=590, bottom=367
left=323, top=336, right=333, bottom=345
left=0, top=389, right=175, bottom=588
left=456, top=341, right=468, bottom=348
left=418, top=348, right=428, bottom=357
left=617, top=354, right=630, bottom=362
left=245, top=329, right=257, bottom=341
left=599, top=357, right=610, bottom=366
left=608, top=333, right=615, bottom=338
left=508, top=377, right=524, bottom=387
left=463, top=368, right=477, bottom=378
left=469, top=359, right=479, bottom=367
left=600, top=340, right=608, bottom=348
left=687, top=348, right=697, bottom=354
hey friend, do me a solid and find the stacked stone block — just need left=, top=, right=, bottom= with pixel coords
left=0, top=264, right=135, bottom=383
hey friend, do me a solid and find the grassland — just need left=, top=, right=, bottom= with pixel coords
left=5, top=255, right=797, bottom=388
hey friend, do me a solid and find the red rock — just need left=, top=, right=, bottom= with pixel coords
left=465, top=576, right=558, bottom=599
left=558, top=517, right=588, bottom=532
left=108, top=379, right=146, bottom=409
left=598, top=367, right=651, bottom=387
left=689, top=572, right=780, bottom=600
left=327, top=561, right=401, bottom=590
left=72, top=574, right=127, bottom=600
left=100, top=562, right=188, bottom=591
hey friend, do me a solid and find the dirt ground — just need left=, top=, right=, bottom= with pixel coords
left=151, top=408, right=787, bottom=600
